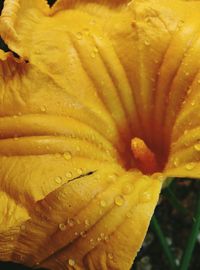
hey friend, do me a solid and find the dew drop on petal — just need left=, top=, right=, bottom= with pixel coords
left=68, top=258, right=75, bottom=266
left=90, top=238, right=95, bottom=246
left=59, top=223, right=66, bottom=231
left=104, top=235, right=109, bottom=242
left=55, top=176, right=62, bottom=184
left=66, top=172, right=73, bottom=178
left=194, top=144, right=200, bottom=152
left=93, top=47, right=99, bottom=53
left=80, top=231, right=87, bottom=238
left=76, top=219, right=81, bottom=224
left=114, top=195, right=125, bottom=206
left=77, top=168, right=83, bottom=174
left=173, top=158, right=179, bottom=167
left=63, top=152, right=72, bottom=160
left=140, top=191, right=152, bottom=203
left=76, top=32, right=83, bottom=40
left=40, top=105, right=46, bottom=112
left=100, top=200, right=107, bottom=207
left=186, top=162, right=196, bottom=170
left=90, top=52, right=96, bottom=58
left=85, top=219, right=90, bottom=226
left=108, top=253, right=113, bottom=260
left=100, top=232, right=105, bottom=238
left=122, top=183, right=133, bottom=195
left=67, top=218, right=75, bottom=227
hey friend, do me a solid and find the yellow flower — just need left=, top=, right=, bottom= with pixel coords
left=0, top=0, right=199, bottom=269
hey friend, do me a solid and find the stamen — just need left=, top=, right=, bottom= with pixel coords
left=131, top=137, right=158, bottom=174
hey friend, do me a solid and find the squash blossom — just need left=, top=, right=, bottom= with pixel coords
left=0, top=0, right=200, bottom=269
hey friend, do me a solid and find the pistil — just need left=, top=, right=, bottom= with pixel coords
left=131, top=137, right=159, bottom=174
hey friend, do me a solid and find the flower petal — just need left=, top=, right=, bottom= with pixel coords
left=0, top=0, right=49, bottom=57
left=165, top=73, right=200, bottom=178
left=0, top=190, right=30, bottom=262
left=7, top=170, right=161, bottom=269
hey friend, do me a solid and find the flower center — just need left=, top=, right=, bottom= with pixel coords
left=131, top=137, right=159, bottom=174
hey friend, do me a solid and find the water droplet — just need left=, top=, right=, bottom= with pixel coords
left=76, top=219, right=81, bottom=224
left=186, top=162, right=196, bottom=170
left=66, top=172, right=73, bottom=178
left=67, top=218, right=75, bottom=227
left=68, top=258, right=75, bottom=266
left=40, top=105, right=46, bottom=112
left=76, top=32, right=82, bottom=40
left=77, top=168, right=83, bottom=174
left=114, top=195, right=125, bottom=206
left=90, top=52, right=96, bottom=58
left=108, top=253, right=113, bottom=260
left=74, top=231, right=79, bottom=236
left=85, top=219, right=90, bottom=226
left=104, top=235, right=109, bottom=242
left=80, top=231, right=87, bottom=238
left=173, top=158, right=179, bottom=167
left=100, top=200, right=107, bottom=207
left=59, top=223, right=66, bottom=231
left=90, top=238, right=95, bottom=246
left=194, top=144, right=200, bottom=151
left=144, top=40, right=150, bottom=46
left=100, top=232, right=105, bottom=238
left=140, top=191, right=151, bottom=203
left=198, top=80, right=200, bottom=84
left=187, top=88, right=192, bottom=95
left=63, top=152, right=72, bottom=160
left=97, top=237, right=101, bottom=242
left=122, top=183, right=133, bottom=195
left=93, top=47, right=98, bottom=53
left=55, top=176, right=62, bottom=184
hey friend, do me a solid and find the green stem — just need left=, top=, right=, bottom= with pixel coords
left=164, top=187, right=188, bottom=216
left=151, top=216, right=177, bottom=270
left=179, top=191, right=200, bottom=270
